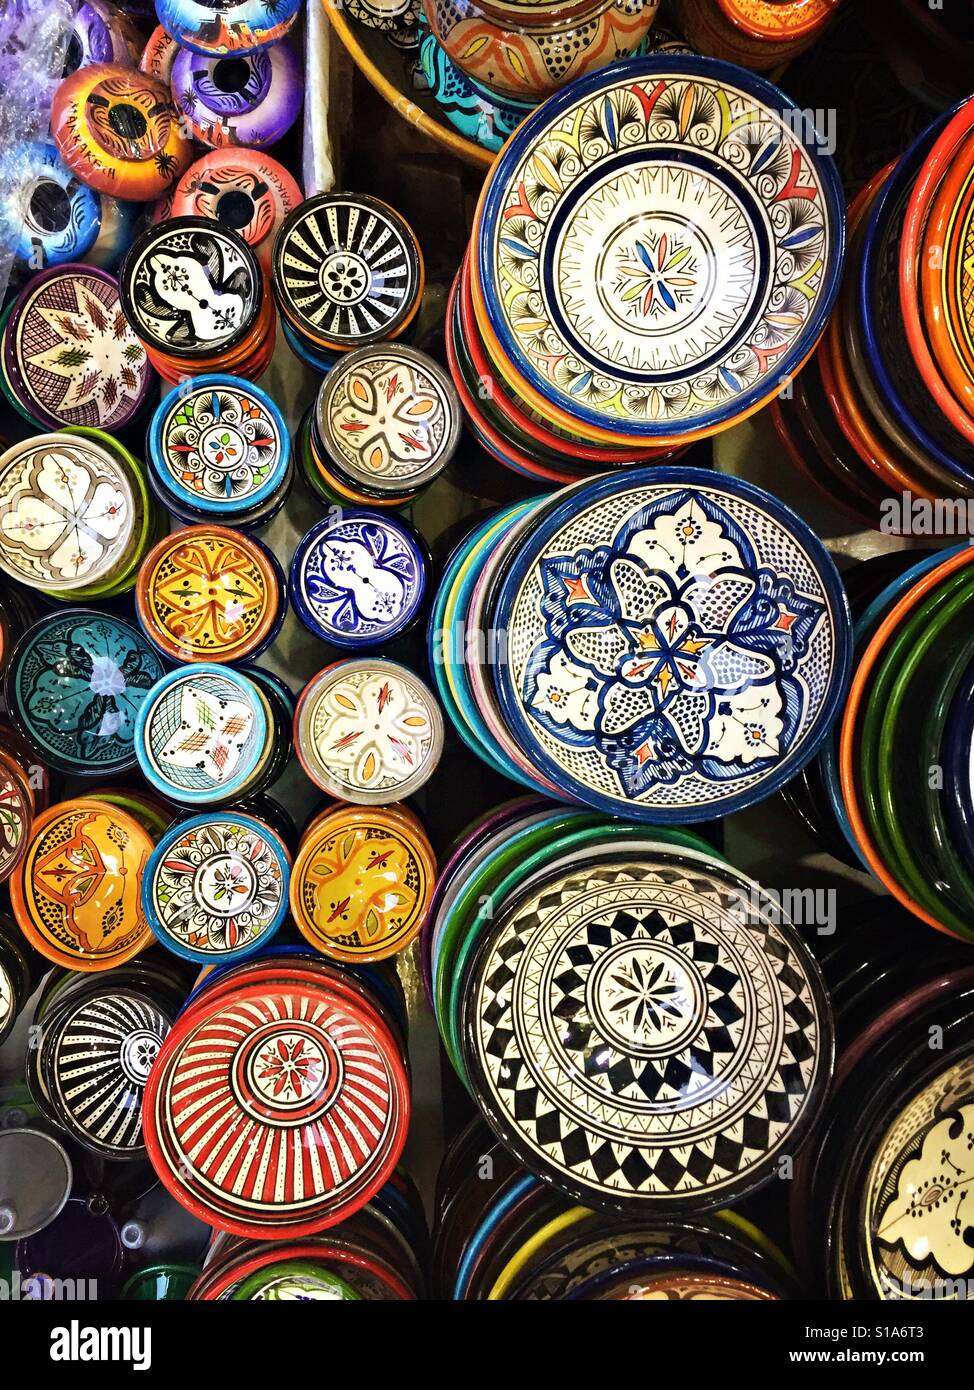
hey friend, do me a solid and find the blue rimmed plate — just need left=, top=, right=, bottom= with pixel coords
left=490, top=465, right=852, bottom=823
left=142, top=811, right=290, bottom=966
left=474, top=54, right=845, bottom=443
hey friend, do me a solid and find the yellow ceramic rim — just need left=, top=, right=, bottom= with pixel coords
left=487, top=1207, right=591, bottom=1300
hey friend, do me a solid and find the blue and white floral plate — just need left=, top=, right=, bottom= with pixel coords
left=473, top=55, right=845, bottom=443
left=489, top=466, right=852, bottom=822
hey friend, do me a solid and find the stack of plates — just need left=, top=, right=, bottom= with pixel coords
left=428, top=466, right=851, bottom=821
left=776, top=102, right=974, bottom=527
left=790, top=963, right=974, bottom=1299
left=424, top=801, right=833, bottom=1215
left=433, top=1120, right=797, bottom=1300
left=838, top=546, right=974, bottom=942
left=142, top=951, right=411, bottom=1240
left=445, top=55, right=844, bottom=482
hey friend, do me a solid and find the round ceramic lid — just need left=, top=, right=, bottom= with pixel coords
left=119, top=216, right=262, bottom=359
left=6, top=609, right=165, bottom=777
left=272, top=193, right=422, bottom=349
left=491, top=466, right=851, bottom=822
left=41, top=985, right=172, bottom=1158
left=143, top=812, right=290, bottom=963
left=0, top=433, right=135, bottom=592
left=295, top=659, right=444, bottom=804
left=461, top=852, right=831, bottom=1211
left=10, top=798, right=154, bottom=971
left=290, top=512, right=427, bottom=648
left=475, top=55, right=842, bottom=440
left=314, top=343, right=460, bottom=494
left=148, top=376, right=290, bottom=514
left=136, top=526, right=282, bottom=663
left=4, top=264, right=152, bottom=431
left=861, top=1054, right=974, bottom=1299
left=143, top=977, right=410, bottom=1237
left=134, top=664, right=268, bottom=804
left=290, top=806, right=436, bottom=963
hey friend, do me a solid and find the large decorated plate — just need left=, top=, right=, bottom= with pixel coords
left=142, top=977, right=410, bottom=1237
left=461, top=852, right=832, bottom=1211
left=474, top=55, right=844, bottom=440
left=491, top=466, right=851, bottom=821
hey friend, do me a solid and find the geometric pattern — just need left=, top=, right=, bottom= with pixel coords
left=466, top=856, right=827, bottom=1210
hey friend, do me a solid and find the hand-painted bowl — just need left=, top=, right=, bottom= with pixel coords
left=471, top=55, right=844, bottom=446
left=170, top=148, right=302, bottom=272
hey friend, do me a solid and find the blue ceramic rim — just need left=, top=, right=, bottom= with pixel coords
left=454, top=1174, right=538, bottom=1299
left=242, top=663, right=296, bottom=719
left=280, top=314, right=340, bottom=371
left=562, top=1250, right=777, bottom=1301
left=3, top=607, right=167, bottom=777
left=857, top=103, right=974, bottom=486
left=3, top=140, right=100, bottom=267
left=141, top=811, right=290, bottom=965
left=147, top=375, right=292, bottom=516
left=134, top=662, right=268, bottom=804
left=477, top=53, right=846, bottom=440
left=427, top=502, right=544, bottom=788
left=145, top=457, right=296, bottom=532
left=819, top=544, right=969, bottom=870
left=289, top=510, right=429, bottom=648
left=492, top=465, right=854, bottom=824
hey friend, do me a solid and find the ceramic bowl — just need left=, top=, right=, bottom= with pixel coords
left=669, top=0, right=838, bottom=70
left=422, top=0, right=661, bottom=103
left=486, top=465, right=851, bottom=823
left=0, top=141, right=102, bottom=272
left=471, top=55, right=845, bottom=446
left=170, top=149, right=303, bottom=273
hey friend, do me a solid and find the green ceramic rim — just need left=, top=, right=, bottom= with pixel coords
left=432, top=809, right=604, bottom=1034
left=917, top=635, right=974, bottom=912
left=445, top=822, right=725, bottom=1081
left=120, top=1264, right=200, bottom=1301
left=861, top=566, right=974, bottom=938
left=873, top=579, right=974, bottom=937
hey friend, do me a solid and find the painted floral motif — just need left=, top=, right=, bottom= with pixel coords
left=143, top=532, right=275, bottom=660
left=307, top=828, right=417, bottom=946
left=0, top=438, right=132, bottom=589
left=254, top=1034, right=323, bottom=1102
left=324, top=354, right=450, bottom=482
left=305, top=663, right=439, bottom=798
left=483, top=67, right=834, bottom=434
left=14, top=614, right=163, bottom=771
left=300, top=518, right=423, bottom=642
left=159, top=385, right=282, bottom=504
left=615, top=231, right=698, bottom=318
left=520, top=489, right=825, bottom=803
left=150, top=676, right=259, bottom=793
left=151, top=817, right=285, bottom=954
left=10, top=267, right=150, bottom=430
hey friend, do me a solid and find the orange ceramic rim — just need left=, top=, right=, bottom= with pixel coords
left=901, top=95, right=974, bottom=442
left=304, top=414, right=413, bottom=507
left=136, top=524, right=281, bottom=664
left=10, top=797, right=154, bottom=971
left=919, top=125, right=974, bottom=425
left=716, top=0, right=837, bottom=43
left=838, top=546, right=974, bottom=937
left=322, top=0, right=493, bottom=171
left=289, top=802, right=436, bottom=964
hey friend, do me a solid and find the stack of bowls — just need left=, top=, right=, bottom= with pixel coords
left=428, top=466, right=851, bottom=820
left=433, top=1121, right=797, bottom=1300
left=838, top=545, right=974, bottom=943
left=790, top=962, right=974, bottom=1300
left=424, top=801, right=833, bottom=1217
left=777, top=105, right=974, bottom=530
left=305, top=344, right=462, bottom=508
left=0, top=431, right=162, bottom=600
left=446, top=54, right=844, bottom=481
left=271, top=193, right=425, bottom=374
left=142, top=950, right=411, bottom=1240
left=146, top=377, right=293, bottom=529
left=119, top=216, right=276, bottom=384
left=183, top=1178, right=427, bottom=1299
